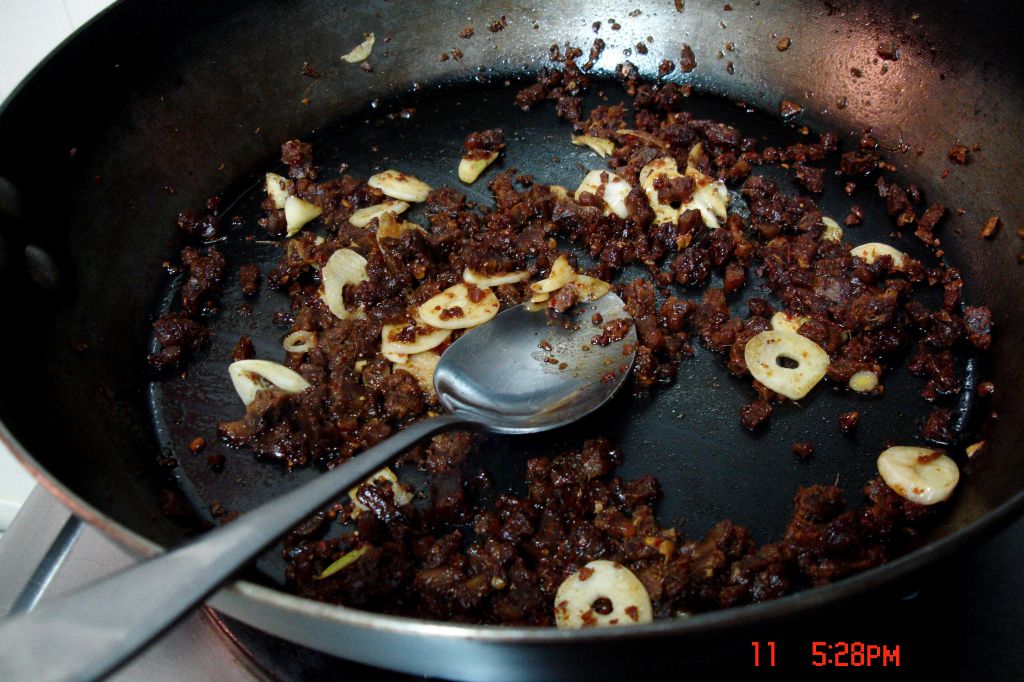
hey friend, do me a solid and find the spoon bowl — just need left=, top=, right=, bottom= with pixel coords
left=436, top=293, right=637, bottom=433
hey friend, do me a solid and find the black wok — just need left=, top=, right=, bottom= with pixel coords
left=1, top=0, right=1022, bottom=679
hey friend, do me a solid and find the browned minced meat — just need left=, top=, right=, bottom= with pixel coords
left=284, top=437, right=931, bottom=622
left=948, top=143, right=970, bottom=165
left=740, top=400, right=772, bottom=430
left=921, top=408, right=954, bottom=443
left=791, top=441, right=815, bottom=459
left=793, top=164, right=824, bottom=193
left=179, top=246, right=226, bottom=315
left=147, top=312, right=210, bottom=371
left=838, top=411, right=860, bottom=433
left=963, top=306, right=992, bottom=349
left=176, top=197, right=221, bottom=240
left=463, top=129, right=506, bottom=160
left=679, top=44, right=696, bottom=72
left=239, top=264, right=260, bottom=296
left=779, top=99, right=803, bottom=119
left=231, top=335, right=255, bottom=361
left=591, top=318, right=632, bottom=346
left=915, top=204, right=946, bottom=246
left=154, top=66, right=993, bottom=624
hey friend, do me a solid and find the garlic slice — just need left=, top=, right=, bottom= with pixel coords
left=316, top=546, right=370, bottom=580
left=417, top=283, right=501, bottom=329
left=548, top=185, right=569, bottom=200
left=348, top=466, right=413, bottom=516
left=349, top=200, right=410, bottom=227
left=282, top=330, right=317, bottom=354
left=554, top=560, right=653, bottom=629
left=284, top=195, right=323, bottom=237
left=638, top=156, right=678, bottom=187
left=770, top=311, right=809, bottom=334
left=744, top=329, right=830, bottom=400
left=375, top=211, right=427, bottom=243
left=341, top=32, right=375, bottom=63
left=877, top=446, right=959, bottom=505
left=639, top=153, right=728, bottom=229
left=821, top=216, right=844, bottom=243
left=380, top=316, right=451, bottom=361
left=367, top=169, right=432, bottom=203
left=265, top=172, right=292, bottom=209
left=228, top=359, right=311, bottom=406
left=574, top=170, right=631, bottom=219
left=458, top=151, right=499, bottom=184
left=530, top=256, right=575, bottom=295
left=571, top=274, right=611, bottom=302
left=849, top=370, right=879, bottom=393
left=850, top=242, right=907, bottom=270
left=400, top=351, right=441, bottom=393
left=572, top=135, right=615, bottom=158
left=688, top=176, right=730, bottom=228
left=528, top=256, right=611, bottom=303
left=320, top=248, right=368, bottom=320
left=463, top=268, right=531, bottom=287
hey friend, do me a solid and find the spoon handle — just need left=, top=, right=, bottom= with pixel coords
left=0, top=413, right=463, bottom=682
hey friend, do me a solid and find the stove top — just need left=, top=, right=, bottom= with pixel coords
left=0, top=485, right=1021, bottom=680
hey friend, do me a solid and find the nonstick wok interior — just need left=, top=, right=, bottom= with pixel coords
left=1, top=0, right=1022, bottom=678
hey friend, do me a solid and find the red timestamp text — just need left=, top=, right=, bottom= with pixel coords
left=811, top=641, right=901, bottom=667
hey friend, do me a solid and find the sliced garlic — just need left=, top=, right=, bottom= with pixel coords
left=849, top=370, right=879, bottom=393
left=284, top=195, right=323, bottom=237
left=228, top=359, right=311, bottom=406
left=341, top=32, right=375, bottom=63
left=688, top=178, right=730, bottom=228
left=375, top=211, right=426, bottom=241
left=418, top=283, right=501, bottom=330
left=638, top=156, right=678, bottom=187
left=744, top=329, right=830, bottom=401
left=528, top=256, right=610, bottom=304
left=367, top=169, right=432, bottom=203
left=282, top=330, right=317, bottom=354
left=877, top=446, right=959, bottom=505
left=850, top=242, right=907, bottom=270
left=530, top=256, right=575, bottom=295
left=458, top=151, right=499, bottom=184
left=572, top=135, right=615, bottom=158
left=349, top=200, right=410, bottom=228
left=821, top=216, right=844, bottom=243
left=348, top=467, right=413, bottom=517
left=571, top=274, right=611, bottom=302
left=320, top=248, right=368, bottom=320
left=316, top=546, right=370, bottom=580
left=380, top=316, right=451, bottom=361
left=265, top=172, right=291, bottom=209
left=575, top=170, right=631, bottom=219
left=548, top=185, right=569, bottom=200
left=554, top=560, right=653, bottom=629
left=639, top=153, right=728, bottom=229
left=399, top=351, right=441, bottom=393
left=770, top=311, right=809, bottom=334
left=463, top=268, right=531, bottom=287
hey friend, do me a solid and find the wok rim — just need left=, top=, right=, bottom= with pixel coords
left=4, top=418, right=1023, bottom=644
left=2, top=0, right=1023, bottom=653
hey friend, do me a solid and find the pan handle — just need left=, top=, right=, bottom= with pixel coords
left=0, top=412, right=464, bottom=682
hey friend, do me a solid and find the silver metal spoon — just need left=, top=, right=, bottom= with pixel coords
left=0, top=293, right=637, bottom=682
